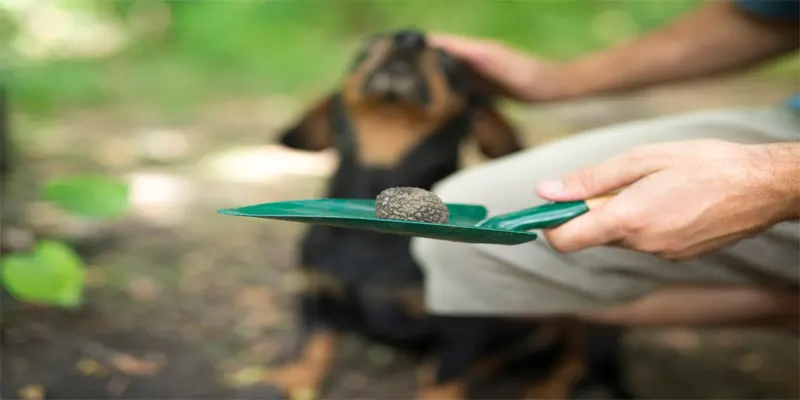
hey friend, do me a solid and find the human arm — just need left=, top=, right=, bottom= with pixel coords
left=560, top=0, right=800, bottom=98
left=430, top=0, right=800, bottom=102
left=536, top=140, right=799, bottom=333
left=535, top=140, right=800, bottom=259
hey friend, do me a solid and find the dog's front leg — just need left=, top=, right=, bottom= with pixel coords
left=523, top=319, right=587, bottom=400
left=415, top=316, right=497, bottom=400
left=259, top=267, right=344, bottom=400
left=262, top=328, right=340, bottom=400
left=417, top=357, right=469, bottom=400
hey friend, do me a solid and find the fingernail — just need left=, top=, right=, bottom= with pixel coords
left=537, top=180, right=564, bottom=196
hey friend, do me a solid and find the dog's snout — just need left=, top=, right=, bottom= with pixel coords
left=394, top=30, right=426, bottom=54
left=387, top=62, right=411, bottom=74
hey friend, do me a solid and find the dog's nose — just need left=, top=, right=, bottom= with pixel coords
left=394, top=30, right=426, bottom=54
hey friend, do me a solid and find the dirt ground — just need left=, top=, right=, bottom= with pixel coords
left=2, top=75, right=798, bottom=399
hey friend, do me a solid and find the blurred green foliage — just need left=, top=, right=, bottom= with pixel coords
left=1, top=174, right=130, bottom=309
left=3, top=0, right=797, bottom=118
left=2, top=239, right=86, bottom=308
left=42, top=175, right=131, bottom=219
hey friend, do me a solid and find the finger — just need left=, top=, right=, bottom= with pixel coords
left=535, top=146, right=667, bottom=202
left=428, top=34, right=494, bottom=50
left=462, top=61, right=508, bottom=97
left=428, top=35, right=514, bottom=98
left=427, top=34, right=493, bottom=61
left=542, top=202, right=624, bottom=253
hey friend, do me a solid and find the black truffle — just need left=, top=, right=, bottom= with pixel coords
left=375, top=187, right=449, bottom=224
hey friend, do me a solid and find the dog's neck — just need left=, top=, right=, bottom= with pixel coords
left=327, top=92, right=472, bottom=199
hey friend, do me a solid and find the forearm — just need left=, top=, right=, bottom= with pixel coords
left=756, top=142, right=800, bottom=221
left=554, top=0, right=799, bottom=99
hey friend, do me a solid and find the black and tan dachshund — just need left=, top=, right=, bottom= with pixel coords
left=265, top=29, right=632, bottom=400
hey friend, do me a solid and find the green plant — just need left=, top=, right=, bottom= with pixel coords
left=1, top=175, right=130, bottom=308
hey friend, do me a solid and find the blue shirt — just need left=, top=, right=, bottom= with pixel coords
left=733, top=0, right=800, bottom=111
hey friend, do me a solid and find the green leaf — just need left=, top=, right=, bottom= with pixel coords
left=1, top=240, right=85, bottom=308
left=41, top=175, right=130, bottom=219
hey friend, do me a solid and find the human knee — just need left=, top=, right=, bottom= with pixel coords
left=410, top=233, right=462, bottom=273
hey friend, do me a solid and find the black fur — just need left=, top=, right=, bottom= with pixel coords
left=292, top=93, right=540, bottom=382
left=274, top=30, right=633, bottom=399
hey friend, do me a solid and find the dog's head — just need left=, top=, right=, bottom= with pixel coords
left=278, top=29, right=522, bottom=167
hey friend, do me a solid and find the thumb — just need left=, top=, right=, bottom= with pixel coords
left=535, top=147, right=664, bottom=202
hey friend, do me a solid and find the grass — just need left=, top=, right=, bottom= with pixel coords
left=4, top=0, right=798, bottom=121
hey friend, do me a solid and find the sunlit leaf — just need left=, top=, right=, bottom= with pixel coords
left=1, top=240, right=85, bottom=308
left=41, top=175, right=130, bottom=219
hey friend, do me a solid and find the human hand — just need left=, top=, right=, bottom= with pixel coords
left=428, top=34, right=575, bottom=103
left=535, top=139, right=799, bottom=260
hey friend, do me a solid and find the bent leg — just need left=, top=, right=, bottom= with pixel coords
left=411, top=106, right=800, bottom=316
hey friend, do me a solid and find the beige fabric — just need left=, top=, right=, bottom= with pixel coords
left=410, top=105, right=800, bottom=315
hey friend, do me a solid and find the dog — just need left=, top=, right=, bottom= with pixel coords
left=268, top=29, right=632, bottom=400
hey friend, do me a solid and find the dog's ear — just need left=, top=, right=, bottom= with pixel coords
left=278, top=94, right=336, bottom=151
left=468, top=96, right=523, bottom=159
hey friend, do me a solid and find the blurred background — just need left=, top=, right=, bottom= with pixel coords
left=1, top=0, right=798, bottom=399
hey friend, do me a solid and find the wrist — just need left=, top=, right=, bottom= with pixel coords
left=750, top=142, right=800, bottom=221
left=523, top=62, right=591, bottom=102
left=541, top=54, right=630, bottom=101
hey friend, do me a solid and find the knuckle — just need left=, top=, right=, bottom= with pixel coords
left=543, top=231, right=571, bottom=253
left=614, top=208, right=648, bottom=237
left=572, top=169, right=598, bottom=192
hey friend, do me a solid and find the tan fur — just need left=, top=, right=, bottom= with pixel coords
left=342, top=43, right=466, bottom=167
left=416, top=358, right=468, bottom=400
left=524, top=321, right=588, bottom=399
left=289, top=97, right=335, bottom=151
left=283, top=33, right=522, bottom=166
left=394, top=285, right=427, bottom=318
left=298, top=267, right=345, bottom=298
left=470, top=106, right=523, bottom=158
left=262, top=331, right=340, bottom=399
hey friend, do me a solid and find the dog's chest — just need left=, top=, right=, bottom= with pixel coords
left=301, top=224, right=422, bottom=285
left=300, top=100, right=472, bottom=284
left=348, top=106, right=446, bottom=168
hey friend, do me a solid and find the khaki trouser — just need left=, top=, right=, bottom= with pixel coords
left=411, top=105, right=800, bottom=315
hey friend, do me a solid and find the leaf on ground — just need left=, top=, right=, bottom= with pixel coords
left=1, top=240, right=85, bottom=308
left=224, top=365, right=272, bottom=388
left=75, top=358, right=108, bottom=377
left=17, top=385, right=45, bottom=400
left=110, top=353, right=163, bottom=376
left=41, top=175, right=130, bottom=219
